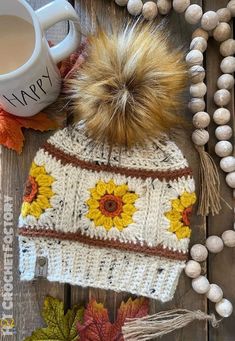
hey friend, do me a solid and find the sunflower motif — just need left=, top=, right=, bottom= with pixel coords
left=21, top=162, right=54, bottom=218
left=165, top=192, right=196, bottom=240
left=86, top=180, right=138, bottom=231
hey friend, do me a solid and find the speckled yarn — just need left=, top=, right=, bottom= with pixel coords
left=18, top=122, right=196, bottom=302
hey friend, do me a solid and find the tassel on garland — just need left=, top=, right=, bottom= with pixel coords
left=122, top=309, right=220, bottom=341
left=195, top=146, right=222, bottom=216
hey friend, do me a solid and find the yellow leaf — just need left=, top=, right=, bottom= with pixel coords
left=24, top=296, right=84, bottom=341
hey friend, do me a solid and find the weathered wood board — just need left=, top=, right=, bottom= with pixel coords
left=0, top=0, right=234, bottom=340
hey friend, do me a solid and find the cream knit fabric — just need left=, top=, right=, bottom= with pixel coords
left=18, top=122, right=196, bottom=302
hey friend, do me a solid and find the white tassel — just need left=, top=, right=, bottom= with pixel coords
left=122, top=309, right=220, bottom=341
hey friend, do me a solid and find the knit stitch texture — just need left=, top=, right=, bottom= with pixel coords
left=18, top=122, right=196, bottom=302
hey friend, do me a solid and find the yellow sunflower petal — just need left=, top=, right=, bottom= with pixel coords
left=122, top=193, right=138, bottom=204
left=86, top=209, right=101, bottom=220
left=123, top=204, right=136, bottom=215
left=103, top=217, right=113, bottom=230
left=38, top=186, right=54, bottom=198
left=30, top=201, right=42, bottom=218
left=165, top=210, right=181, bottom=221
left=171, top=199, right=184, bottom=212
left=90, top=189, right=101, bottom=200
left=94, top=215, right=105, bottom=227
left=175, top=226, right=192, bottom=240
left=121, top=212, right=133, bottom=226
left=96, top=181, right=107, bottom=196
left=106, top=180, right=116, bottom=194
left=36, top=195, right=51, bottom=210
left=36, top=174, right=54, bottom=187
left=113, top=216, right=124, bottom=230
left=114, top=184, right=128, bottom=197
left=169, top=221, right=183, bottom=233
left=21, top=202, right=31, bottom=217
left=180, top=192, right=196, bottom=208
left=30, top=165, right=46, bottom=178
left=86, top=198, right=99, bottom=209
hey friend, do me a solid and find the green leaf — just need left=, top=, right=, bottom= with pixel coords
left=24, top=297, right=84, bottom=341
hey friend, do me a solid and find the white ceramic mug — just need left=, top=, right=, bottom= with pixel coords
left=0, top=0, right=81, bottom=117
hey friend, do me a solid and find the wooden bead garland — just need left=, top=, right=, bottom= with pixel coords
left=216, top=299, right=233, bottom=318
left=206, top=284, right=223, bottom=303
left=201, top=11, right=219, bottom=31
left=142, top=2, right=158, bottom=20
left=114, top=0, right=235, bottom=323
left=220, top=157, right=235, bottom=173
left=190, top=244, right=208, bottom=262
left=206, top=236, right=224, bottom=253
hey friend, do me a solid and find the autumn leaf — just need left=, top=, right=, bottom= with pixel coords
left=0, top=109, right=58, bottom=153
left=77, top=297, right=149, bottom=341
left=24, top=296, right=84, bottom=341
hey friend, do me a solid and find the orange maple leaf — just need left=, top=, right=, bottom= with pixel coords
left=0, top=109, right=58, bottom=153
left=77, top=297, right=149, bottom=341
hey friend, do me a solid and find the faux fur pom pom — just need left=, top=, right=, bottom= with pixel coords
left=65, top=22, right=188, bottom=146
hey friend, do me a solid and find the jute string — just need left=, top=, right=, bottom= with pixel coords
left=122, top=309, right=220, bottom=340
left=196, top=146, right=222, bottom=216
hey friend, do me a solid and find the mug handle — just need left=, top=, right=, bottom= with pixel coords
left=36, top=0, right=81, bottom=64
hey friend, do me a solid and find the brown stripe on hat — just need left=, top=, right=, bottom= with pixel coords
left=18, top=227, right=188, bottom=261
left=43, top=142, right=193, bottom=181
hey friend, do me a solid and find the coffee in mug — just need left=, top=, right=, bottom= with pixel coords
left=0, top=16, right=35, bottom=75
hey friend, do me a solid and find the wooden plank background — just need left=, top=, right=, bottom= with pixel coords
left=0, top=0, right=234, bottom=340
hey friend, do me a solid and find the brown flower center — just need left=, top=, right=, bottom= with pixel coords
left=23, top=176, right=38, bottom=203
left=99, top=194, right=123, bottom=218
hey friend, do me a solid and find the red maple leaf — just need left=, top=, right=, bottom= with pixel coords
left=77, top=297, right=149, bottom=341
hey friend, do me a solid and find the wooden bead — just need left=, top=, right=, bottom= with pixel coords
left=220, top=56, right=235, bottom=74
left=185, top=4, right=203, bottom=25
left=216, top=299, right=233, bottom=318
left=214, top=89, right=231, bottom=106
left=206, top=284, right=223, bottom=303
left=192, top=276, right=210, bottom=294
left=115, top=0, right=128, bottom=5
left=226, top=172, right=235, bottom=188
left=227, top=0, right=235, bottom=17
left=217, top=8, right=232, bottom=22
left=201, top=11, right=219, bottom=31
left=190, top=244, right=208, bottom=262
left=190, top=82, right=207, bottom=97
left=215, top=125, right=233, bottom=140
left=186, top=50, right=203, bottom=66
left=192, top=28, right=209, bottom=41
left=157, top=0, right=172, bottom=15
left=173, top=0, right=190, bottom=13
left=213, top=23, right=231, bottom=42
left=213, top=108, right=231, bottom=125
left=189, top=65, right=205, bottom=83
left=142, top=2, right=158, bottom=20
left=222, top=230, right=235, bottom=247
left=206, top=236, right=224, bottom=253
left=217, top=74, right=235, bottom=90
left=193, top=112, right=210, bottom=129
left=192, top=129, right=209, bottom=146
left=220, top=157, right=235, bottom=173
left=190, top=37, right=207, bottom=52
left=220, top=39, right=235, bottom=57
left=215, top=141, right=233, bottom=157
left=127, top=0, right=143, bottom=15
left=188, top=98, right=205, bottom=113
left=185, top=260, right=201, bottom=278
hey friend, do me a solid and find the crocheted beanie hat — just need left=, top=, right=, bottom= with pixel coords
left=18, top=23, right=196, bottom=302
left=18, top=122, right=195, bottom=302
